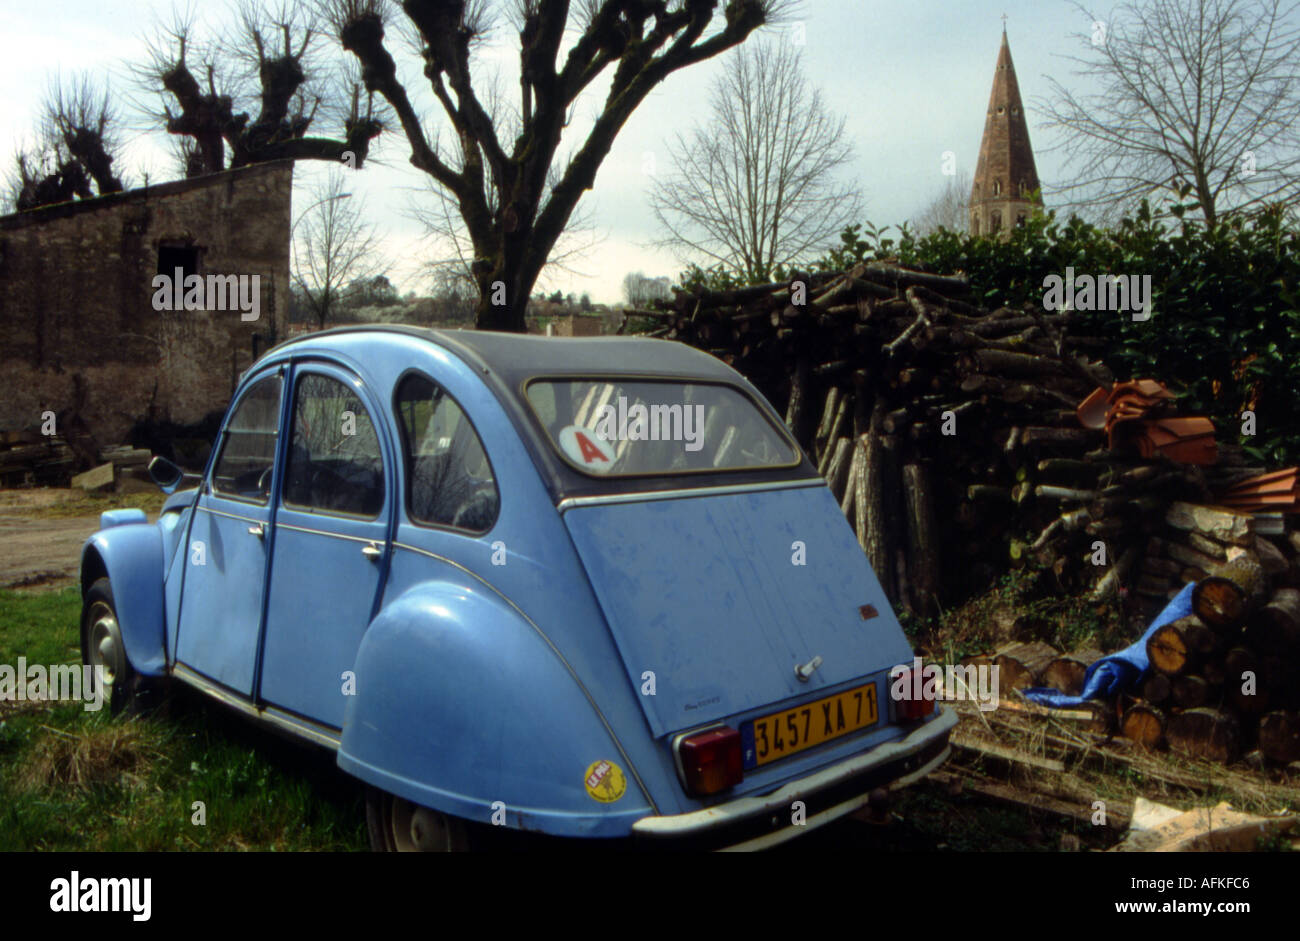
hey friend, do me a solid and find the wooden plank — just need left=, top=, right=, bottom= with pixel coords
left=71, top=462, right=114, bottom=491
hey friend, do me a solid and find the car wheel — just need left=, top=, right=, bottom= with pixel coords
left=365, top=787, right=472, bottom=852
left=81, top=577, right=153, bottom=716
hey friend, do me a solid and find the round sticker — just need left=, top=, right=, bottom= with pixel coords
left=558, top=424, right=615, bottom=474
left=583, top=759, right=627, bottom=803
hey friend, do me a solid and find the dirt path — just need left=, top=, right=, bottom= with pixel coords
left=0, top=508, right=99, bottom=590
left=0, top=489, right=158, bottom=591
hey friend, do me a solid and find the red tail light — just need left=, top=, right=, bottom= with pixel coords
left=678, top=726, right=744, bottom=795
left=894, top=666, right=937, bottom=721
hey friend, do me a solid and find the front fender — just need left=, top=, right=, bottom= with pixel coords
left=337, top=580, right=654, bottom=838
left=80, top=524, right=167, bottom=677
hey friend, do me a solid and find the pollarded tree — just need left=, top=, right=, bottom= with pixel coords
left=8, top=74, right=125, bottom=211
left=647, top=37, right=862, bottom=283
left=138, top=2, right=385, bottom=176
left=328, top=0, right=795, bottom=332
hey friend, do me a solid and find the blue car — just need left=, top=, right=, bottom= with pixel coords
left=80, top=325, right=955, bottom=850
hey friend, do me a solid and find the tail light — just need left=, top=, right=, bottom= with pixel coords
left=677, top=726, right=744, bottom=796
left=894, top=665, right=937, bottom=721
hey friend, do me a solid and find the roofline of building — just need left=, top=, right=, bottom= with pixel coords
left=0, top=159, right=295, bottom=231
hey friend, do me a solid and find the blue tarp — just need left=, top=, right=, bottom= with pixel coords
left=1020, top=582, right=1195, bottom=708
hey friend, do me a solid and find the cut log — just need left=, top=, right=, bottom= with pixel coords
left=1041, top=649, right=1103, bottom=696
left=1171, top=674, right=1214, bottom=709
left=1259, top=588, right=1300, bottom=647
left=993, top=641, right=1060, bottom=690
left=1121, top=703, right=1167, bottom=749
left=1165, top=708, right=1241, bottom=763
left=1193, top=556, right=1270, bottom=630
left=1252, top=536, right=1289, bottom=577
left=1258, top=712, right=1300, bottom=765
left=901, top=462, right=940, bottom=620
left=1147, top=618, right=1203, bottom=676
left=1166, top=502, right=1254, bottom=547
left=824, top=437, right=852, bottom=499
left=1142, top=672, right=1172, bottom=706
left=1164, top=539, right=1225, bottom=573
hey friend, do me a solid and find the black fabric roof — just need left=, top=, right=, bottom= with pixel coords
left=270, top=324, right=817, bottom=501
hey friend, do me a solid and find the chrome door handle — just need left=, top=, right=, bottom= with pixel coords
left=361, top=543, right=382, bottom=560
left=248, top=524, right=265, bottom=539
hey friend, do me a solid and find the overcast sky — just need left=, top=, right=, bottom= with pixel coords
left=1, top=0, right=1106, bottom=304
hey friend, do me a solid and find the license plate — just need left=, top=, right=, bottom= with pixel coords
left=741, top=682, right=879, bottom=769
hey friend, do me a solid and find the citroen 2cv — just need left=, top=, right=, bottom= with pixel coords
left=80, top=326, right=954, bottom=850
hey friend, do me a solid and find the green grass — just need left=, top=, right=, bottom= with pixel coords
left=0, top=588, right=367, bottom=851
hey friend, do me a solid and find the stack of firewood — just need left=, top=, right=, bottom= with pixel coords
left=1119, top=552, right=1300, bottom=765
left=642, top=262, right=1286, bottom=624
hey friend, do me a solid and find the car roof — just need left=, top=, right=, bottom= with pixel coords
left=269, top=324, right=739, bottom=385
left=264, top=324, right=816, bottom=502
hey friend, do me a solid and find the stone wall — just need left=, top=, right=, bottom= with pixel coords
left=0, top=161, right=292, bottom=448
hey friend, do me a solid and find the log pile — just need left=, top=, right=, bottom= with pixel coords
left=1117, top=553, right=1300, bottom=765
left=645, top=262, right=1291, bottom=626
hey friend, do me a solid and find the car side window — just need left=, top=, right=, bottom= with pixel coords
left=211, top=374, right=282, bottom=504
left=283, top=373, right=385, bottom=518
left=394, top=373, right=499, bottom=533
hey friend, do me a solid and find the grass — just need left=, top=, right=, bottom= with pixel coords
left=0, top=587, right=367, bottom=851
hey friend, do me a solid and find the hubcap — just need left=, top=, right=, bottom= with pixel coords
left=389, top=797, right=457, bottom=852
left=87, top=603, right=121, bottom=688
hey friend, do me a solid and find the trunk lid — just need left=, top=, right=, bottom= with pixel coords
left=562, top=484, right=913, bottom=738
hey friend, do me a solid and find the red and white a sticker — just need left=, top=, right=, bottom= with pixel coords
left=558, top=424, right=615, bottom=473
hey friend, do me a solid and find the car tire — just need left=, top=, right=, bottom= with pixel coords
left=365, top=787, right=473, bottom=852
left=81, top=577, right=155, bottom=716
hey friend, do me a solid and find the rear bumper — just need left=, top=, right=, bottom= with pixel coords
left=632, top=706, right=957, bottom=851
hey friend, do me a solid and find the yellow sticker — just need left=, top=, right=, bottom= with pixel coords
left=583, top=759, right=627, bottom=803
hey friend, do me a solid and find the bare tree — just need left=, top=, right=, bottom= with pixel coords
left=647, top=38, right=861, bottom=282
left=292, top=171, right=385, bottom=329
left=136, top=3, right=384, bottom=177
left=621, top=270, right=672, bottom=306
left=7, top=73, right=125, bottom=211
left=910, top=169, right=972, bottom=236
left=326, top=0, right=794, bottom=332
left=1039, top=0, right=1300, bottom=224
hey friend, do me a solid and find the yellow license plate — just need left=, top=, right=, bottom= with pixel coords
left=742, top=683, right=879, bottom=768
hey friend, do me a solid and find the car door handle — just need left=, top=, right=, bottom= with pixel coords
left=361, top=543, right=383, bottom=561
left=248, top=524, right=265, bottom=539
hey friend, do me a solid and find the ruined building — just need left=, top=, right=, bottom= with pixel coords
left=969, top=28, right=1043, bottom=237
left=0, top=161, right=292, bottom=452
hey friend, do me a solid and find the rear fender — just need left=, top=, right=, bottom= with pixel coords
left=80, top=524, right=167, bottom=676
left=337, top=581, right=653, bottom=838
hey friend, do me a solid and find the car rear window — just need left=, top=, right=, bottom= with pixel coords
left=524, top=379, right=799, bottom=477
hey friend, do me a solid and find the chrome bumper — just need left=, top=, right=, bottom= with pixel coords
left=632, top=706, right=957, bottom=851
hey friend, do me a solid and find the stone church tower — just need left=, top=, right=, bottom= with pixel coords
left=969, top=28, right=1042, bottom=237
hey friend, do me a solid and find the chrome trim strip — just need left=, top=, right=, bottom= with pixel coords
left=631, top=706, right=957, bottom=842
left=556, top=477, right=826, bottom=512
left=196, top=505, right=265, bottom=524
left=172, top=662, right=342, bottom=750
left=390, top=541, right=660, bottom=815
left=275, top=521, right=385, bottom=545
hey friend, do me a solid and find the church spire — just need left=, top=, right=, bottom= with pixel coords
left=969, top=29, right=1042, bottom=237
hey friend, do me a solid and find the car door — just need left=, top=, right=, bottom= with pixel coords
left=175, top=369, right=285, bottom=695
left=257, top=363, right=393, bottom=729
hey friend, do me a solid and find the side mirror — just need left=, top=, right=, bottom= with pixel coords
left=148, top=455, right=185, bottom=494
